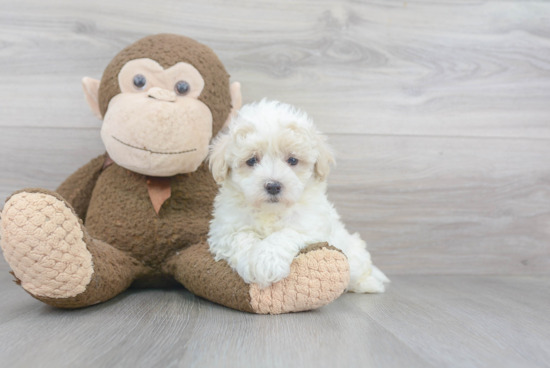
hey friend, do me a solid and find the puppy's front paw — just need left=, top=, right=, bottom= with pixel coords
left=249, top=242, right=350, bottom=314
left=248, top=251, right=292, bottom=288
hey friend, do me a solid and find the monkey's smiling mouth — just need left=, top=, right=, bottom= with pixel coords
left=112, top=136, right=197, bottom=155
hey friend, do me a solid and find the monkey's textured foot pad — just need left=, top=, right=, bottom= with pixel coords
left=249, top=245, right=350, bottom=314
left=1, top=190, right=93, bottom=298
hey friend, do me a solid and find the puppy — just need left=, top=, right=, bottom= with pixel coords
left=208, top=100, right=389, bottom=292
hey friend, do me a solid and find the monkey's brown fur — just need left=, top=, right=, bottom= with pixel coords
left=29, top=34, right=256, bottom=310
left=98, top=34, right=232, bottom=135
left=1, top=34, right=349, bottom=313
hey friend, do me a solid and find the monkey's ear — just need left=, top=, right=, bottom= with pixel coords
left=223, top=82, right=242, bottom=129
left=82, top=77, right=102, bottom=120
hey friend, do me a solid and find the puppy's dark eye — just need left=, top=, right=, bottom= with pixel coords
left=246, top=157, right=257, bottom=167
left=287, top=157, right=299, bottom=166
left=133, top=74, right=146, bottom=89
left=175, top=80, right=190, bottom=95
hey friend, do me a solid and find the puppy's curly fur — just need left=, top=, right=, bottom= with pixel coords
left=208, top=100, right=389, bottom=292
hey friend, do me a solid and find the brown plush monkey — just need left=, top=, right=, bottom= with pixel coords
left=0, top=34, right=349, bottom=314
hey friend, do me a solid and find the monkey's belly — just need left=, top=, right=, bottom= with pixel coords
left=83, top=166, right=211, bottom=269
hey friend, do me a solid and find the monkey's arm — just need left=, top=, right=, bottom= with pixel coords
left=56, top=153, right=107, bottom=220
left=165, top=241, right=350, bottom=314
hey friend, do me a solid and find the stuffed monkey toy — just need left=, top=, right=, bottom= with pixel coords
left=0, top=34, right=350, bottom=314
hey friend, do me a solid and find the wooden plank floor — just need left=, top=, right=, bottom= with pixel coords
left=1, top=1, right=549, bottom=367
left=0, top=266, right=548, bottom=368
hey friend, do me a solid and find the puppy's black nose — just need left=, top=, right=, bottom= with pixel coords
left=265, top=182, right=282, bottom=195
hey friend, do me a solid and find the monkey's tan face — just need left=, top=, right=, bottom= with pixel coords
left=101, top=58, right=213, bottom=177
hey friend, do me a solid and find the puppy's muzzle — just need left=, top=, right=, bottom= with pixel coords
left=265, top=181, right=282, bottom=195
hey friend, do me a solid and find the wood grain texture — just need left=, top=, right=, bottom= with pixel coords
left=0, top=0, right=550, bottom=138
left=328, top=134, right=550, bottom=275
left=1, top=271, right=549, bottom=368
left=1, top=128, right=549, bottom=274
left=347, top=275, right=550, bottom=368
left=0, top=0, right=549, bottom=275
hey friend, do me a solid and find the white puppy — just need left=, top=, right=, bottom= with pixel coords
left=208, top=100, right=389, bottom=293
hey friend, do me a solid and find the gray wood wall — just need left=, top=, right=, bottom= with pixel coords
left=0, top=0, right=549, bottom=275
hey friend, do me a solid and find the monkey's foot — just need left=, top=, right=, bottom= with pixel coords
left=249, top=242, right=350, bottom=314
left=1, top=189, right=93, bottom=299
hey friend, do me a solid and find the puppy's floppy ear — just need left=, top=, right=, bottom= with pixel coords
left=209, top=131, right=232, bottom=183
left=314, top=132, right=335, bottom=181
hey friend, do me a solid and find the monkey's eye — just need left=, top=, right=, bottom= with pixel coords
left=246, top=157, right=257, bottom=167
left=287, top=157, right=299, bottom=166
left=175, top=80, right=190, bottom=96
left=133, top=74, right=147, bottom=89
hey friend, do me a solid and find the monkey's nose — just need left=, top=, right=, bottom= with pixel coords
left=265, top=182, right=282, bottom=195
left=147, top=87, right=177, bottom=102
